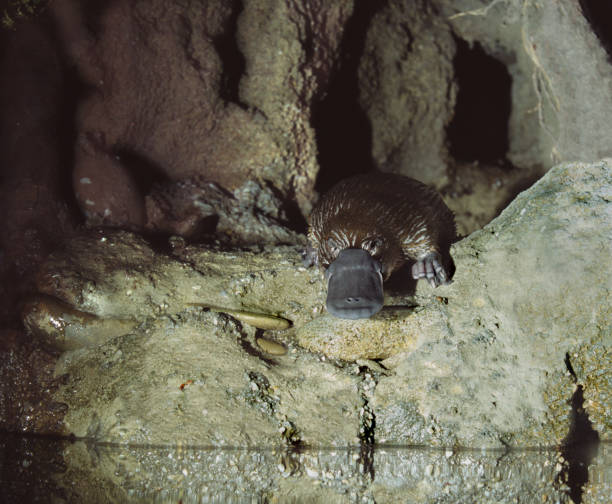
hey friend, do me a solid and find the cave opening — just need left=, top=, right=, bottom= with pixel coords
left=447, top=38, right=512, bottom=165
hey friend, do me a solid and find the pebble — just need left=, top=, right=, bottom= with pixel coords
left=226, top=309, right=291, bottom=330
left=256, top=337, right=288, bottom=356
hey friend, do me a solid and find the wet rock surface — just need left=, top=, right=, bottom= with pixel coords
left=16, top=158, right=610, bottom=452
left=33, top=231, right=321, bottom=327
left=0, top=330, right=67, bottom=434
left=53, top=310, right=365, bottom=447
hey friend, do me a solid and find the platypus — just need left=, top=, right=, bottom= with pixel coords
left=307, top=173, right=456, bottom=319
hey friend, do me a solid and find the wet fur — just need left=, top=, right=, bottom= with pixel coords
left=308, top=173, right=456, bottom=280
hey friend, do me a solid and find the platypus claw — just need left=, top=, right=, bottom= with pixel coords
left=412, top=252, right=448, bottom=287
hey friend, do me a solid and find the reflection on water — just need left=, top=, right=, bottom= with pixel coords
left=1, top=434, right=608, bottom=503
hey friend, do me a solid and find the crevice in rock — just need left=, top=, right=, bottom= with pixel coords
left=212, top=0, right=247, bottom=107
left=49, top=34, right=87, bottom=222
left=242, top=369, right=303, bottom=447
left=564, top=352, right=577, bottom=380
left=356, top=365, right=376, bottom=483
left=357, top=443, right=375, bottom=482
left=559, top=353, right=600, bottom=504
left=579, top=0, right=612, bottom=61
left=242, top=370, right=302, bottom=447
left=312, top=1, right=386, bottom=193
left=447, top=37, right=511, bottom=165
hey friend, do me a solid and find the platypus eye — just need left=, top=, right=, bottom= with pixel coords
left=326, top=237, right=341, bottom=257
left=363, top=238, right=383, bottom=254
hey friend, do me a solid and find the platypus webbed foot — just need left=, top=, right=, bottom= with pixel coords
left=412, top=252, right=449, bottom=287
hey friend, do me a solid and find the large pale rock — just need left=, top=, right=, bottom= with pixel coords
left=359, top=0, right=612, bottom=186
left=373, top=159, right=612, bottom=447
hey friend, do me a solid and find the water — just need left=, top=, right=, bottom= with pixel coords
left=1, top=434, right=608, bottom=503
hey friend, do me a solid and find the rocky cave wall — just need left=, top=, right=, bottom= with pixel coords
left=2, top=0, right=612, bottom=283
left=359, top=0, right=612, bottom=183
left=1, top=0, right=611, bottom=436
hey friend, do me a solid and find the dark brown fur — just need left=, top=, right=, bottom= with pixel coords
left=308, top=173, right=456, bottom=279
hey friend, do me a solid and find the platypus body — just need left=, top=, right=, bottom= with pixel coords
left=307, top=173, right=456, bottom=319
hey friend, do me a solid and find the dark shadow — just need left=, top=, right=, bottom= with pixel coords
left=447, top=38, right=511, bottom=165
left=384, top=263, right=418, bottom=297
left=494, top=170, right=543, bottom=216
left=54, top=68, right=86, bottom=221
left=579, top=0, right=612, bottom=61
left=212, top=0, right=247, bottom=106
left=266, top=183, right=308, bottom=234
left=0, top=432, right=69, bottom=503
left=559, top=353, right=600, bottom=504
left=111, top=147, right=169, bottom=195
left=77, top=0, right=113, bottom=37
left=141, top=214, right=220, bottom=256
left=237, top=329, right=277, bottom=368
left=45, top=16, right=91, bottom=224
left=312, top=1, right=387, bottom=193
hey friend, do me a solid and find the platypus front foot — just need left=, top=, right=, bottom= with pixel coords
left=411, top=252, right=449, bottom=287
